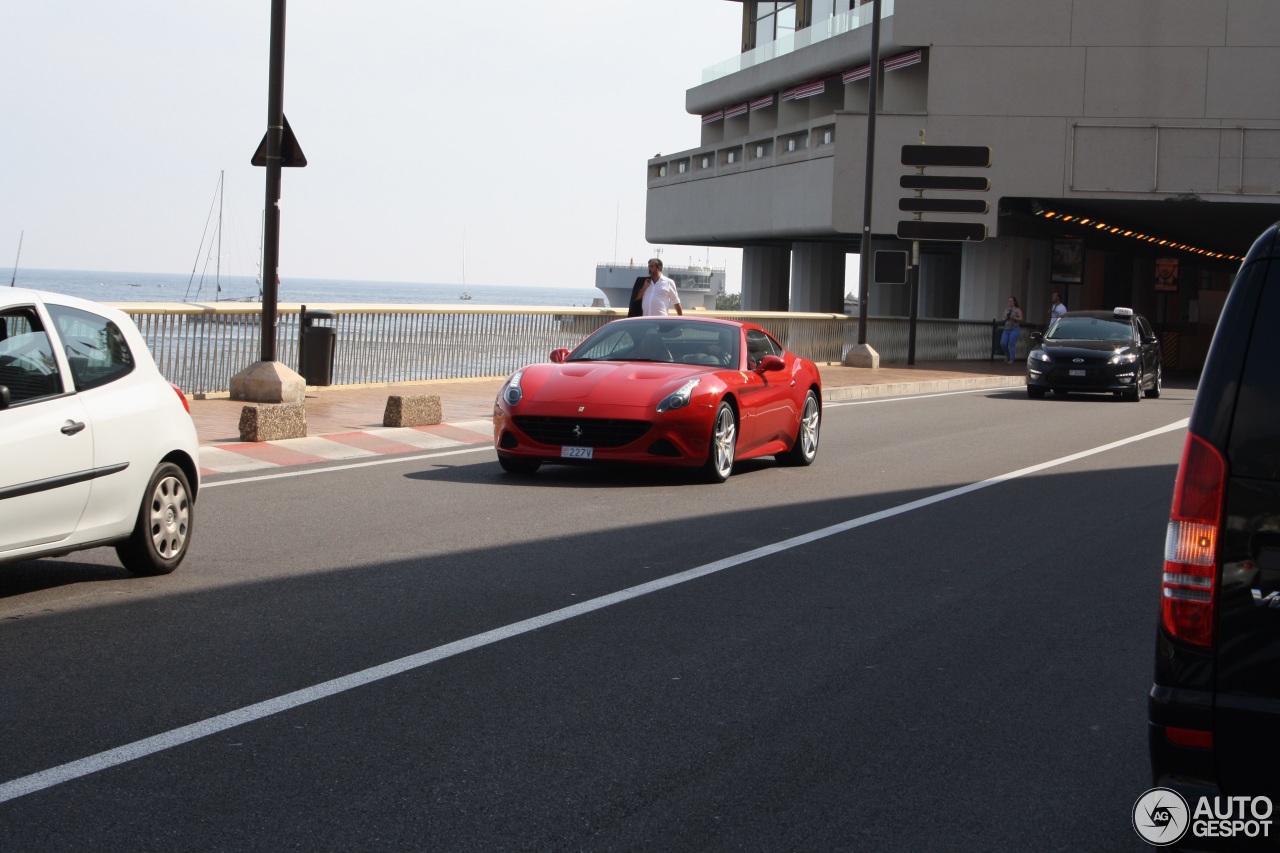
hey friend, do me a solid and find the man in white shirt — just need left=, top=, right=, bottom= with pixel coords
left=638, top=258, right=683, bottom=316
left=1049, top=291, right=1067, bottom=322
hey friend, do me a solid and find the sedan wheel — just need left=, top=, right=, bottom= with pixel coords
left=780, top=390, right=820, bottom=466
left=1144, top=366, right=1162, bottom=398
left=116, top=462, right=193, bottom=576
left=704, top=402, right=737, bottom=483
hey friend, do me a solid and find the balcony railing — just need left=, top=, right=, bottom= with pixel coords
left=110, top=302, right=998, bottom=396
left=701, top=0, right=894, bottom=85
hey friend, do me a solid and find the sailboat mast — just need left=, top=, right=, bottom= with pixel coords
left=215, top=170, right=224, bottom=301
left=9, top=230, right=21, bottom=287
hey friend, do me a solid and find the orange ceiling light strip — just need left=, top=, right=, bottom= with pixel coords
left=1031, top=207, right=1239, bottom=261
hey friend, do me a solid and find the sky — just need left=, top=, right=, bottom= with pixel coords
left=0, top=1, right=748, bottom=292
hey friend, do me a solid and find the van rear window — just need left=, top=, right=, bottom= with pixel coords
left=1229, top=259, right=1280, bottom=480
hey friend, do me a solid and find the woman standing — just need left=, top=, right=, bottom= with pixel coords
left=1001, top=296, right=1023, bottom=363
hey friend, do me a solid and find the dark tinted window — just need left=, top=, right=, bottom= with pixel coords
left=1229, top=259, right=1280, bottom=480
left=0, top=307, right=64, bottom=404
left=47, top=304, right=135, bottom=391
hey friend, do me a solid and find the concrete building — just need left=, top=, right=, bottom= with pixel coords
left=645, top=0, right=1280, bottom=367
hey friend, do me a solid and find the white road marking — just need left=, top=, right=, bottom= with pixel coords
left=0, top=418, right=1190, bottom=804
left=201, top=446, right=494, bottom=489
left=826, top=387, right=1004, bottom=407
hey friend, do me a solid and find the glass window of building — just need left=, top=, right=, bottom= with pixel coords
left=752, top=2, right=797, bottom=46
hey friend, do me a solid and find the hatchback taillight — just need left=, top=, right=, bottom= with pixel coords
left=1161, top=432, right=1226, bottom=648
left=170, top=383, right=191, bottom=414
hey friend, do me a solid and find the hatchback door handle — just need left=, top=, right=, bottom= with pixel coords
left=61, top=420, right=86, bottom=436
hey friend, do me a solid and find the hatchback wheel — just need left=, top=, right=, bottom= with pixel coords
left=704, top=402, right=737, bottom=483
left=116, top=462, right=193, bottom=576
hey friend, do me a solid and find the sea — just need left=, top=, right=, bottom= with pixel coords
left=10, top=268, right=605, bottom=309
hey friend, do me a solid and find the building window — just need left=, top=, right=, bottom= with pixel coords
left=751, top=2, right=796, bottom=48
left=702, top=155, right=712, bottom=169
left=677, top=160, right=688, bottom=174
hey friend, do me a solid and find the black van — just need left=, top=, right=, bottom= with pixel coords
left=1148, top=223, right=1280, bottom=849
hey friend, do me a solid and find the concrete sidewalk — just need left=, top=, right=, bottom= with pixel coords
left=190, top=360, right=1026, bottom=475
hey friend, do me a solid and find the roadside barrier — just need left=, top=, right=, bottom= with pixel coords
left=109, top=303, right=1000, bottom=395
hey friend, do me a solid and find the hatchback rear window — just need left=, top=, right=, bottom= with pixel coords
left=1228, top=259, right=1280, bottom=480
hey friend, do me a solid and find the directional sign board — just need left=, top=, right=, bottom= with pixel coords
left=899, top=197, right=989, bottom=214
left=901, top=144, right=991, bottom=168
left=896, top=220, right=987, bottom=242
left=900, top=174, right=989, bottom=192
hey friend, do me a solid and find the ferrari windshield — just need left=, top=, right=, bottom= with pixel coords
left=569, top=319, right=741, bottom=367
left=1045, top=317, right=1134, bottom=343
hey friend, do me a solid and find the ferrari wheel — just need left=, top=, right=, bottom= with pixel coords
left=498, top=455, right=541, bottom=475
left=779, top=390, right=820, bottom=466
left=704, top=402, right=737, bottom=483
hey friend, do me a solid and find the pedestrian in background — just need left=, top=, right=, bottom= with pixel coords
left=1049, top=290, right=1067, bottom=323
left=1001, top=296, right=1023, bottom=363
left=635, top=258, right=683, bottom=316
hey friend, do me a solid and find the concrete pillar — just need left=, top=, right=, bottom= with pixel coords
left=790, top=242, right=846, bottom=313
left=741, top=245, right=791, bottom=311
left=958, top=237, right=1029, bottom=322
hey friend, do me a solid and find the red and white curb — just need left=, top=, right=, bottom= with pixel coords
left=198, top=419, right=494, bottom=475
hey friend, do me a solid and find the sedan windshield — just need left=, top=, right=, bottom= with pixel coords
left=1046, top=317, right=1133, bottom=343
left=570, top=320, right=740, bottom=367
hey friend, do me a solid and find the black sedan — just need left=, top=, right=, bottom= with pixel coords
left=1025, top=307, right=1162, bottom=400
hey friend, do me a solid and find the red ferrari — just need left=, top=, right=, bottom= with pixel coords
left=493, top=316, right=822, bottom=482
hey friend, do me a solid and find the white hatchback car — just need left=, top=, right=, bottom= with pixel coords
left=0, top=289, right=199, bottom=575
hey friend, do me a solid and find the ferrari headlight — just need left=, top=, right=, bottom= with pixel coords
left=501, top=370, right=524, bottom=406
left=1110, top=351, right=1138, bottom=364
left=657, top=378, right=700, bottom=412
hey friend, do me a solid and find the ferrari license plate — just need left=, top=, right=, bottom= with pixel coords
left=561, top=446, right=593, bottom=459
left=1069, top=369, right=1086, bottom=377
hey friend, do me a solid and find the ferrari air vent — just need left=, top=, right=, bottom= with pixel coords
left=513, top=416, right=652, bottom=448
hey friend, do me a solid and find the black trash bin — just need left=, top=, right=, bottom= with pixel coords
left=299, top=306, right=337, bottom=386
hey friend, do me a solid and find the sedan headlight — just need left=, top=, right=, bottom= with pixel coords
left=501, top=370, right=524, bottom=406
left=1109, top=352, right=1138, bottom=364
left=1030, top=350, right=1053, bottom=363
left=657, top=378, right=700, bottom=412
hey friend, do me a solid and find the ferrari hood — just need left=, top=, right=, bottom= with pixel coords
left=521, top=361, right=708, bottom=406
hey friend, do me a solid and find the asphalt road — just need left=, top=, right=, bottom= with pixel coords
left=0, top=383, right=1196, bottom=852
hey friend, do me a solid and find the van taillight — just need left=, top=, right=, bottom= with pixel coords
left=1161, top=432, right=1225, bottom=648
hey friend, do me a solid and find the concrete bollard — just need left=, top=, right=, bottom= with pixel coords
left=239, top=403, right=307, bottom=442
left=383, top=394, right=442, bottom=428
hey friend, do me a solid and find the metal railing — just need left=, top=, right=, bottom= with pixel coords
left=109, top=303, right=1000, bottom=395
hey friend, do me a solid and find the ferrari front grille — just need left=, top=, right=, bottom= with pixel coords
left=513, top=416, right=652, bottom=448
